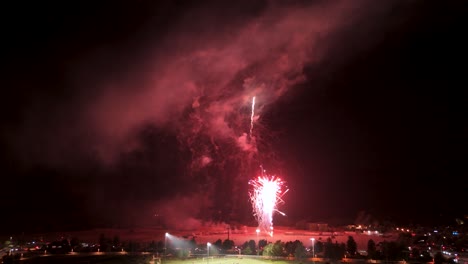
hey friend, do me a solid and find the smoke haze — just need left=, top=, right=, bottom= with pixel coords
left=3, top=0, right=453, bottom=232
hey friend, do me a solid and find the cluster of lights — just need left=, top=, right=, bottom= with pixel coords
left=396, top=227, right=411, bottom=232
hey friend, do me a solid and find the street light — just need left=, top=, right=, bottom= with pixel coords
left=310, top=238, right=315, bottom=263
left=164, top=233, right=169, bottom=258
left=256, top=229, right=260, bottom=256
left=207, top=242, right=211, bottom=258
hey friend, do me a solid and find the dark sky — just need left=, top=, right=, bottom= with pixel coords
left=1, top=0, right=466, bottom=235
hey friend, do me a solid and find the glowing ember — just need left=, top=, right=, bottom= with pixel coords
left=249, top=167, right=288, bottom=236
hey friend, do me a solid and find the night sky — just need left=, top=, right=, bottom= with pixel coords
left=1, top=0, right=466, bottom=235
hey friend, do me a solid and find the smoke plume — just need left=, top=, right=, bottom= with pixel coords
left=8, top=0, right=407, bottom=226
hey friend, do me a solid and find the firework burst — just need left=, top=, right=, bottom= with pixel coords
left=249, top=167, right=288, bottom=236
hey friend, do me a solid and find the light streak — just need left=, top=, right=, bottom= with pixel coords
left=249, top=166, right=288, bottom=237
left=249, top=96, right=256, bottom=138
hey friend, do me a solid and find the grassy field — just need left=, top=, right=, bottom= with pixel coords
left=15, top=254, right=313, bottom=264
left=153, top=256, right=311, bottom=264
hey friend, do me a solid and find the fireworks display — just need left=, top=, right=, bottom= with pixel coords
left=249, top=167, right=288, bottom=236
left=8, top=0, right=400, bottom=229
left=247, top=95, right=288, bottom=236
left=2, top=0, right=453, bottom=234
left=52, top=0, right=376, bottom=227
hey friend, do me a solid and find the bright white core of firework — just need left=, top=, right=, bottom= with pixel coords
left=249, top=174, right=288, bottom=236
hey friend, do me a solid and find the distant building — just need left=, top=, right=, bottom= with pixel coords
left=47, top=240, right=70, bottom=254
left=306, top=222, right=329, bottom=232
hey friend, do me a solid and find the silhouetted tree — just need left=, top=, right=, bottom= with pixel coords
left=247, top=239, right=256, bottom=253
left=157, top=240, right=164, bottom=252
left=61, top=238, right=71, bottom=253
left=149, top=240, right=156, bottom=252
left=214, top=239, right=222, bottom=249
left=284, top=240, right=303, bottom=256
left=294, top=242, right=307, bottom=259
left=324, top=238, right=345, bottom=261
left=338, top=242, right=346, bottom=259
left=126, top=241, right=140, bottom=252
left=263, top=243, right=274, bottom=256
left=367, top=239, right=377, bottom=259
left=262, top=240, right=284, bottom=257
left=222, top=239, right=234, bottom=250
left=189, top=237, right=196, bottom=250
left=346, top=236, right=357, bottom=256
left=315, top=240, right=324, bottom=254
left=242, top=243, right=253, bottom=255
left=259, top=239, right=268, bottom=249
left=70, top=237, right=80, bottom=250
left=99, top=233, right=110, bottom=252
left=272, top=240, right=284, bottom=256
left=285, top=241, right=294, bottom=256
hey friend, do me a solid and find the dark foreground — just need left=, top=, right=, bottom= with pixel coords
left=3, top=254, right=154, bottom=264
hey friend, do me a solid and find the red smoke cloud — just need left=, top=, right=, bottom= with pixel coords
left=83, top=0, right=395, bottom=165
left=9, top=0, right=406, bottom=226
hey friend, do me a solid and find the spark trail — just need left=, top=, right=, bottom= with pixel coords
left=249, top=96, right=256, bottom=139
left=249, top=166, right=288, bottom=236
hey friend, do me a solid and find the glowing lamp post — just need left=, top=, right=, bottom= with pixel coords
left=256, top=229, right=260, bottom=255
left=310, top=238, right=315, bottom=262
left=207, top=242, right=211, bottom=262
left=164, top=233, right=169, bottom=257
